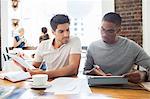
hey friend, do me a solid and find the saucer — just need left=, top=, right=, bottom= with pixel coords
left=30, top=82, right=51, bottom=89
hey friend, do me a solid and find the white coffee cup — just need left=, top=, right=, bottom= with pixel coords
left=32, top=74, right=48, bottom=86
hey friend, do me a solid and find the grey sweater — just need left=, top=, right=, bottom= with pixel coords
left=84, top=36, right=150, bottom=81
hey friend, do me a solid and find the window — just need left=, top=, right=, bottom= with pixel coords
left=8, top=0, right=102, bottom=47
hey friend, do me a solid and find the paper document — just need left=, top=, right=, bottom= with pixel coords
left=0, top=86, right=16, bottom=98
left=45, top=77, right=92, bottom=95
left=8, top=54, right=35, bottom=69
left=140, top=82, right=150, bottom=91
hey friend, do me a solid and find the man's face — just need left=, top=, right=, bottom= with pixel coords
left=53, top=23, right=70, bottom=44
left=100, top=21, right=120, bottom=44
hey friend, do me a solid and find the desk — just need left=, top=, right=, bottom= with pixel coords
left=91, top=87, right=150, bottom=99
left=0, top=78, right=150, bottom=99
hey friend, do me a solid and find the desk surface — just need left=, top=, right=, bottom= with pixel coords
left=0, top=78, right=150, bottom=99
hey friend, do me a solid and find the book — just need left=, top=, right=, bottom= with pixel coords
left=8, top=54, right=36, bottom=70
left=0, top=86, right=16, bottom=98
left=0, top=71, right=31, bottom=82
left=87, top=75, right=128, bottom=86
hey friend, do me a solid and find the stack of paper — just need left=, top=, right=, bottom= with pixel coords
left=45, top=77, right=92, bottom=95
left=140, top=82, right=150, bottom=91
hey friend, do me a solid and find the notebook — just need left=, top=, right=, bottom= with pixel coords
left=87, top=75, right=128, bottom=86
left=0, top=71, right=31, bottom=82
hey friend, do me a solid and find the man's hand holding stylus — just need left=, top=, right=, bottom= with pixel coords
left=84, top=65, right=112, bottom=76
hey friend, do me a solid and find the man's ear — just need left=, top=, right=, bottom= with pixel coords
left=116, top=27, right=121, bottom=34
left=52, top=30, right=55, bottom=35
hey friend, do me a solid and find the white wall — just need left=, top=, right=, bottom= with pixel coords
left=1, top=0, right=9, bottom=65
left=143, top=0, right=150, bottom=55
left=101, top=0, right=114, bottom=16
left=1, top=0, right=114, bottom=68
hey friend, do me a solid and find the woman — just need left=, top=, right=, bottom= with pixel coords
left=13, top=28, right=27, bottom=48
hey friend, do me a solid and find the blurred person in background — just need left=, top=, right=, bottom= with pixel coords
left=39, top=27, right=50, bottom=43
left=13, top=27, right=27, bottom=49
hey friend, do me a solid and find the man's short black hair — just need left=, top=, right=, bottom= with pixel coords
left=50, top=14, right=70, bottom=31
left=102, top=12, right=122, bottom=26
left=41, top=27, right=47, bottom=34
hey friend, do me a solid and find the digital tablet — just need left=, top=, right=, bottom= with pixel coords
left=87, top=75, right=128, bottom=86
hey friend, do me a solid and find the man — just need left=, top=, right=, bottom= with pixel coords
left=83, top=12, right=150, bottom=83
left=27, top=14, right=81, bottom=78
